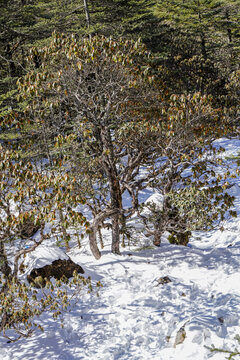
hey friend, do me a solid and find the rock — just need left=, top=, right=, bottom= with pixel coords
left=24, top=245, right=70, bottom=270
left=156, top=276, right=172, bottom=285
left=174, top=326, right=186, bottom=347
left=218, top=317, right=224, bottom=324
left=27, top=258, right=84, bottom=287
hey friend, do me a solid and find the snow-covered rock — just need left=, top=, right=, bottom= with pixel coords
left=23, top=245, right=69, bottom=274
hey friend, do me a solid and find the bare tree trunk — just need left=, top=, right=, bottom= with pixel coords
left=59, top=209, right=70, bottom=251
left=200, top=33, right=207, bottom=59
left=153, top=228, right=162, bottom=247
left=89, top=208, right=119, bottom=259
left=109, top=177, right=122, bottom=255
left=83, top=0, right=91, bottom=28
left=111, top=215, right=120, bottom=254
left=101, top=127, right=122, bottom=255
left=225, top=10, right=232, bottom=43
left=0, top=240, right=11, bottom=277
left=89, top=228, right=101, bottom=260
left=98, top=228, right=104, bottom=249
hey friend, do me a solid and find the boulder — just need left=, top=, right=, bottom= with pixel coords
left=174, top=326, right=187, bottom=347
left=23, top=245, right=84, bottom=287
left=27, top=258, right=84, bottom=287
left=156, top=276, right=172, bottom=285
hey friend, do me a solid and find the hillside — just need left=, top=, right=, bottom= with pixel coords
left=1, top=138, right=240, bottom=360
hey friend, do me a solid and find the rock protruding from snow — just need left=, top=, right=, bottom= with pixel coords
left=156, top=276, right=172, bottom=285
left=27, top=258, right=84, bottom=287
left=21, top=245, right=84, bottom=287
left=24, top=245, right=70, bottom=271
left=174, top=326, right=187, bottom=347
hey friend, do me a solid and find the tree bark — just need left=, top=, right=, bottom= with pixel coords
left=109, top=177, right=122, bottom=255
left=59, top=209, right=70, bottom=251
left=83, top=0, right=91, bottom=28
left=111, top=214, right=120, bottom=254
left=225, top=10, right=232, bottom=43
left=89, top=228, right=101, bottom=260
left=98, top=228, right=104, bottom=249
left=101, top=127, right=122, bottom=255
left=153, top=228, right=162, bottom=247
left=200, top=33, right=207, bottom=59
left=89, top=208, right=119, bottom=259
left=0, top=240, right=11, bottom=277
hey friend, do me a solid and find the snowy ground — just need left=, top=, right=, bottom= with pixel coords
left=1, top=138, right=240, bottom=360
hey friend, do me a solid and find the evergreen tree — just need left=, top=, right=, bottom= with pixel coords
left=89, top=0, right=159, bottom=44
left=153, top=0, right=240, bottom=95
left=0, top=0, right=91, bottom=119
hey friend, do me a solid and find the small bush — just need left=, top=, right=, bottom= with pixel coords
left=0, top=273, right=100, bottom=342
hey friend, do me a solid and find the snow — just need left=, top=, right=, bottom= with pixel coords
left=143, top=192, right=164, bottom=212
left=23, top=245, right=69, bottom=275
left=1, top=138, right=240, bottom=360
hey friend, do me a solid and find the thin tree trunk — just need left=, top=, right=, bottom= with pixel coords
left=153, top=228, right=162, bottom=247
left=101, top=126, right=122, bottom=255
left=98, top=228, right=104, bottom=249
left=59, top=209, right=70, bottom=251
left=89, top=208, right=119, bottom=259
left=111, top=214, right=120, bottom=254
left=200, top=33, right=207, bottom=59
left=109, top=177, right=122, bottom=255
left=0, top=240, right=11, bottom=277
left=89, top=228, right=101, bottom=260
left=83, top=0, right=91, bottom=28
left=225, top=10, right=232, bottom=43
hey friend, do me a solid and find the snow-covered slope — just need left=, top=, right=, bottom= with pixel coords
left=1, top=138, right=240, bottom=360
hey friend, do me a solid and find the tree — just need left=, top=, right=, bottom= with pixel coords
left=0, top=271, right=94, bottom=342
left=155, top=0, right=224, bottom=58
left=0, top=144, right=103, bottom=342
left=14, top=33, right=236, bottom=259
left=0, top=0, right=95, bottom=120
left=16, top=33, right=161, bottom=258
left=88, top=0, right=159, bottom=43
left=153, top=0, right=240, bottom=96
left=0, top=145, right=87, bottom=277
left=136, top=92, right=236, bottom=245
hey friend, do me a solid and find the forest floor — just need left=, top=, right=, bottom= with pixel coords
left=1, top=138, right=240, bottom=360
